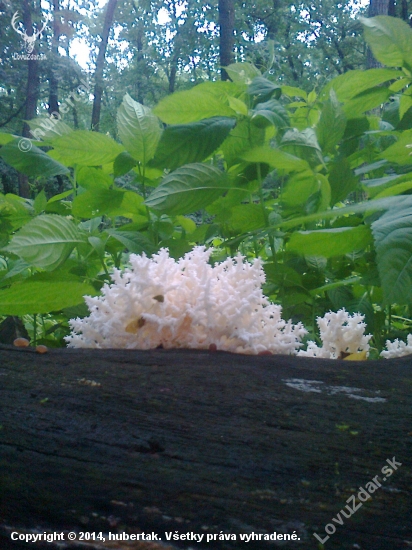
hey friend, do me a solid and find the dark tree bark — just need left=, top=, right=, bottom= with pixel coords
left=48, top=0, right=60, bottom=116
left=218, top=0, right=235, bottom=80
left=20, top=0, right=40, bottom=198
left=91, top=0, right=118, bottom=131
left=0, top=346, right=411, bottom=550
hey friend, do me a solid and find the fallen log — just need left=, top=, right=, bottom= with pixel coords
left=0, top=344, right=411, bottom=550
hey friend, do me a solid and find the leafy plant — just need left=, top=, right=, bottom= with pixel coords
left=1, top=16, right=412, bottom=353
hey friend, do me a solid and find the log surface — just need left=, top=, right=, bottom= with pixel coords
left=0, top=345, right=411, bottom=550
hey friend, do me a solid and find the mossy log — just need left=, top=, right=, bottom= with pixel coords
left=0, top=345, right=411, bottom=550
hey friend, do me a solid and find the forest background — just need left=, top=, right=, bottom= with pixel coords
left=0, top=0, right=412, bottom=357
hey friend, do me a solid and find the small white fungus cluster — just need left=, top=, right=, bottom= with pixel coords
left=380, top=334, right=412, bottom=359
left=297, top=309, right=372, bottom=359
left=66, top=247, right=307, bottom=354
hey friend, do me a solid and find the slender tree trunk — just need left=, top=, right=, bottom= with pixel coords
left=91, top=0, right=118, bottom=131
left=218, top=0, right=234, bottom=80
left=48, top=0, right=60, bottom=115
left=20, top=0, right=40, bottom=198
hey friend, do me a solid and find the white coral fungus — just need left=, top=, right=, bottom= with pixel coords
left=381, top=334, right=412, bottom=358
left=66, top=247, right=307, bottom=354
left=298, top=308, right=371, bottom=359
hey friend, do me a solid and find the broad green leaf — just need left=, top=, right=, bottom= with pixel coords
left=282, top=86, right=308, bottom=100
left=33, top=190, right=47, bottom=214
left=247, top=76, right=281, bottom=101
left=321, top=68, right=402, bottom=102
left=113, top=151, right=138, bottom=177
left=288, top=226, right=372, bottom=258
left=72, top=188, right=125, bottom=218
left=374, top=180, right=412, bottom=198
left=4, top=214, right=84, bottom=270
left=225, top=204, right=266, bottom=233
left=77, top=166, right=113, bottom=190
left=280, top=195, right=411, bottom=230
left=48, top=130, right=124, bottom=166
left=372, top=203, right=412, bottom=304
left=29, top=117, right=72, bottom=141
left=316, top=90, right=346, bottom=152
left=241, top=146, right=309, bottom=173
left=399, top=95, right=412, bottom=120
left=0, top=133, right=17, bottom=145
left=343, top=87, right=392, bottom=118
left=0, top=278, right=97, bottom=315
left=105, top=229, right=157, bottom=255
left=150, top=117, right=236, bottom=170
left=379, top=129, right=412, bottom=165
left=221, top=119, right=265, bottom=166
left=227, top=96, right=249, bottom=115
left=0, top=140, right=69, bottom=177
left=175, top=215, right=196, bottom=234
left=329, top=158, right=358, bottom=205
left=0, top=193, right=34, bottom=229
left=154, top=81, right=238, bottom=124
left=281, top=170, right=319, bottom=206
left=72, top=189, right=144, bottom=219
left=361, top=15, right=412, bottom=71
left=145, top=163, right=231, bottom=215
left=117, top=94, right=162, bottom=165
left=251, top=99, right=289, bottom=129
left=280, top=128, right=323, bottom=166
left=224, top=62, right=261, bottom=84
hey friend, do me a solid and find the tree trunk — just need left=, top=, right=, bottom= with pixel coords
left=20, top=0, right=40, bottom=198
left=218, top=0, right=235, bottom=80
left=91, top=0, right=118, bottom=131
left=0, top=345, right=411, bottom=550
left=48, top=0, right=60, bottom=116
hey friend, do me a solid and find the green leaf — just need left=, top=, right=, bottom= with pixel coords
left=372, top=203, right=412, bottom=304
left=281, top=170, right=320, bottom=206
left=288, top=226, right=372, bottom=258
left=105, top=229, right=157, bottom=255
left=280, top=128, right=323, bottom=166
left=0, top=133, right=17, bottom=145
left=33, top=190, right=47, bottom=214
left=154, top=81, right=238, bottom=124
left=241, top=146, right=309, bottom=173
left=343, top=87, right=392, bottom=118
left=0, top=140, right=69, bottom=177
left=221, top=119, right=265, bottom=167
left=0, top=278, right=97, bottom=315
left=72, top=188, right=144, bottom=219
left=281, top=86, right=308, bottom=100
left=329, top=158, right=359, bottom=205
left=150, top=117, right=236, bottom=170
left=251, top=99, right=290, bottom=129
left=113, top=151, right=137, bottom=177
left=48, top=130, right=124, bottom=166
left=379, top=129, right=412, bottom=165
left=361, top=15, right=412, bottom=71
left=77, top=166, right=113, bottom=190
left=225, top=204, right=266, bottom=234
left=248, top=77, right=281, bottom=101
left=145, top=163, right=231, bottom=215
left=316, top=90, right=346, bottom=152
left=321, top=68, right=402, bottom=102
left=4, top=214, right=84, bottom=270
left=117, top=94, right=162, bottom=165
left=224, top=62, right=261, bottom=84
left=28, top=117, right=73, bottom=141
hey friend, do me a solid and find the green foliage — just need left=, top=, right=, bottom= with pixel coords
left=2, top=16, right=412, bottom=351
